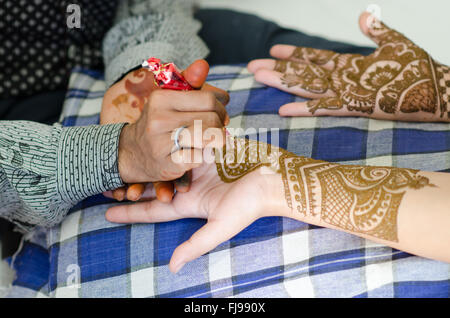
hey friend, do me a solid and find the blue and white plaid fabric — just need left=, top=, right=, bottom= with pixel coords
left=5, top=65, right=450, bottom=298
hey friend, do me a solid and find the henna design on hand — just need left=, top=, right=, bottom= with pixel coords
left=215, top=137, right=282, bottom=182
left=275, top=60, right=331, bottom=94
left=275, top=21, right=450, bottom=119
left=112, top=94, right=129, bottom=108
left=102, top=68, right=158, bottom=124
left=215, top=137, right=432, bottom=242
left=109, top=68, right=156, bottom=114
left=123, top=68, right=155, bottom=112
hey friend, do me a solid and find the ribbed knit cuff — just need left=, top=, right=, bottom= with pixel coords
left=57, top=123, right=126, bottom=205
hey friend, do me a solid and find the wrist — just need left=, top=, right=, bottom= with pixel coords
left=118, top=123, right=139, bottom=183
left=258, top=166, right=292, bottom=218
left=58, top=124, right=125, bottom=203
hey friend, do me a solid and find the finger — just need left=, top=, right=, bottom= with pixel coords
left=169, top=218, right=250, bottom=273
left=103, top=191, right=114, bottom=199
left=126, top=183, right=146, bottom=202
left=157, top=90, right=227, bottom=119
left=254, top=68, right=336, bottom=99
left=174, top=171, right=192, bottom=193
left=139, top=183, right=157, bottom=201
left=154, top=181, right=175, bottom=203
left=175, top=121, right=226, bottom=150
left=280, top=98, right=437, bottom=121
left=270, top=45, right=339, bottom=70
left=181, top=60, right=230, bottom=107
left=126, top=183, right=156, bottom=201
left=105, top=199, right=187, bottom=224
left=159, top=90, right=228, bottom=125
left=202, top=83, right=230, bottom=108
left=279, top=97, right=370, bottom=117
left=168, top=148, right=205, bottom=172
left=359, top=11, right=412, bottom=46
left=182, top=59, right=209, bottom=89
left=112, top=187, right=127, bottom=201
left=175, top=111, right=225, bottom=130
left=247, top=58, right=277, bottom=73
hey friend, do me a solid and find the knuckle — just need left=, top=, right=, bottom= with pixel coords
left=201, top=91, right=216, bottom=108
left=160, top=168, right=183, bottom=181
left=148, top=90, right=166, bottom=107
left=147, top=115, right=163, bottom=133
left=208, top=113, right=222, bottom=128
left=204, top=112, right=214, bottom=125
left=146, top=96, right=158, bottom=112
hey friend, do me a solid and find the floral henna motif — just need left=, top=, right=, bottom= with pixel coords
left=279, top=154, right=431, bottom=242
left=215, top=137, right=432, bottom=242
left=275, top=60, right=330, bottom=94
left=112, top=93, right=129, bottom=108
left=125, top=68, right=156, bottom=112
left=215, top=137, right=283, bottom=182
left=307, top=97, right=343, bottom=114
left=277, top=22, right=450, bottom=119
left=289, top=47, right=339, bottom=67
left=112, top=68, right=156, bottom=112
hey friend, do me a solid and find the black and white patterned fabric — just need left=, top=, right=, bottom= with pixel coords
left=0, top=0, right=119, bottom=98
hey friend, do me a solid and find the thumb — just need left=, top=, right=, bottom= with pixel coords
left=169, top=220, right=224, bottom=274
left=182, top=59, right=230, bottom=106
left=169, top=215, right=251, bottom=273
left=359, top=11, right=410, bottom=46
left=182, top=59, right=210, bottom=89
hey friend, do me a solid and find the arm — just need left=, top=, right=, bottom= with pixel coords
left=0, top=85, right=228, bottom=232
left=0, top=122, right=124, bottom=232
left=263, top=151, right=450, bottom=263
left=102, top=0, right=209, bottom=88
left=106, top=137, right=450, bottom=273
left=216, top=139, right=450, bottom=263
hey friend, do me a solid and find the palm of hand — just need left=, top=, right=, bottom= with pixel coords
left=105, top=159, right=265, bottom=273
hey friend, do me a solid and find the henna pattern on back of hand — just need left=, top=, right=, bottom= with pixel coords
left=275, top=21, right=450, bottom=120
left=215, top=137, right=432, bottom=242
left=112, top=68, right=156, bottom=112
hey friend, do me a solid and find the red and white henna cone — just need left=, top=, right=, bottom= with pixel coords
left=142, top=57, right=193, bottom=91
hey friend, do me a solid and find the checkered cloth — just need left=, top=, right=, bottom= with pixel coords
left=5, top=65, right=450, bottom=298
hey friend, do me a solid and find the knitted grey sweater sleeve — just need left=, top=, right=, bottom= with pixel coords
left=102, top=0, right=210, bottom=87
left=0, top=122, right=125, bottom=232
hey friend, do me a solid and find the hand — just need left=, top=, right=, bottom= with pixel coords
left=248, top=12, right=450, bottom=122
left=105, top=149, right=282, bottom=274
left=101, top=60, right=230, bottom=202
left=117, top=87, right=229, bottom=181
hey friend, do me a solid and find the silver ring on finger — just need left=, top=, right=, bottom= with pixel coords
left=173, top=125, right=187, bottom=153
